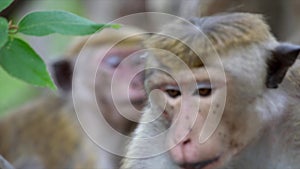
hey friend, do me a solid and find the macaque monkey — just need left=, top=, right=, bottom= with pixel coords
left=122, top=13, right=300, bottom=169
left=0, top=27, right=146, bottom=169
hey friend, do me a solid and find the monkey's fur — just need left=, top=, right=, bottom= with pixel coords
left=0, top=28, right=145, bottom=169
left=0, top=96, right=95, bottom=169
left=122, top=13, right=300, bottom=169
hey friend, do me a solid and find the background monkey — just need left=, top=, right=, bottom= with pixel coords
left=122, top=13, right=300, bottom=169
left=0, top=27, right=146, bottom=169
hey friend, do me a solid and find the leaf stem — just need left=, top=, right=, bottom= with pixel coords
left=8, top=20, right=18, bottom=34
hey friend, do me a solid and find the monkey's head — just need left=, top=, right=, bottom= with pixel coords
left=94, top=30, right=147, bottom=134
left=51, top=27, right=147, bottom=134
left=143, top=13, right=300, bottom=169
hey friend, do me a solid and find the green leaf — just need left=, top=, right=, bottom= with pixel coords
left=0, top=17, right=8, bottom=48
left=0, top=38, right=56, bottom=90
left=18, top=10, right=119, bottom=36
left=0, top=0, right=13, bottom=13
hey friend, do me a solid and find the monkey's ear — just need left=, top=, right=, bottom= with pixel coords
left=266, top=43, right=300, bottom=88
left=51, top=59, right=73, bottom=91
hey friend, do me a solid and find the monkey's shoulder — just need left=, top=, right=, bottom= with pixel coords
left=0, top=95, right=87, bottom=168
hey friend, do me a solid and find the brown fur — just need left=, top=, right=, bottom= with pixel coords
left=66, top=27, right=145, bottom=57
left=0, top=95, right=95, bottom=169
left=145, top=13, right=274, bottom=68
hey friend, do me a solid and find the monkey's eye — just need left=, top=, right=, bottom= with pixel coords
left=197, top=88, right=212, bottom=97
left=164, top=86, right=181, bottom=98
left=194, top=83, right=212, bottom=97
left=103, top=55, right=122, bottom=68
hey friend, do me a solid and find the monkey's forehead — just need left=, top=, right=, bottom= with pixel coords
left=144, top=13, right=276, bottom=69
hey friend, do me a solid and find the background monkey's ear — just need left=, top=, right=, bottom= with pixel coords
left=266, top=43, right=300, bottom=88
left=51, top=58, right=73, bottom=92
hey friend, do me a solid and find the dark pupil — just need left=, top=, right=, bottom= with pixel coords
left=166, top=89, right=181, bottom=98
left=105, top=55, right=122, bottom=68
left=198, top=88, right=212, bottom=97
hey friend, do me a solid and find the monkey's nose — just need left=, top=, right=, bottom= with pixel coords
left=182, top=138, right=191, bottom=145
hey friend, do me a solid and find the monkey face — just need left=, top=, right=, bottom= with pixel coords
left=145, top=56, right=269, bottom=169
left=99, top=46, right=146, bottom=104
left=122, top=13, right=300, bottom=169
left=95, top=44, right=146, bottom=134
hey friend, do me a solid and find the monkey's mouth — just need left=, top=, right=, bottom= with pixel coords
left=180, top=156, right=220, bottom=169
left=130, top=97, right=147, bottom=109
left=131, top=98, right=146, bottom=106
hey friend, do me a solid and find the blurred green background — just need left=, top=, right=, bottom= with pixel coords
left=0, top=67, right=37, bottom=115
